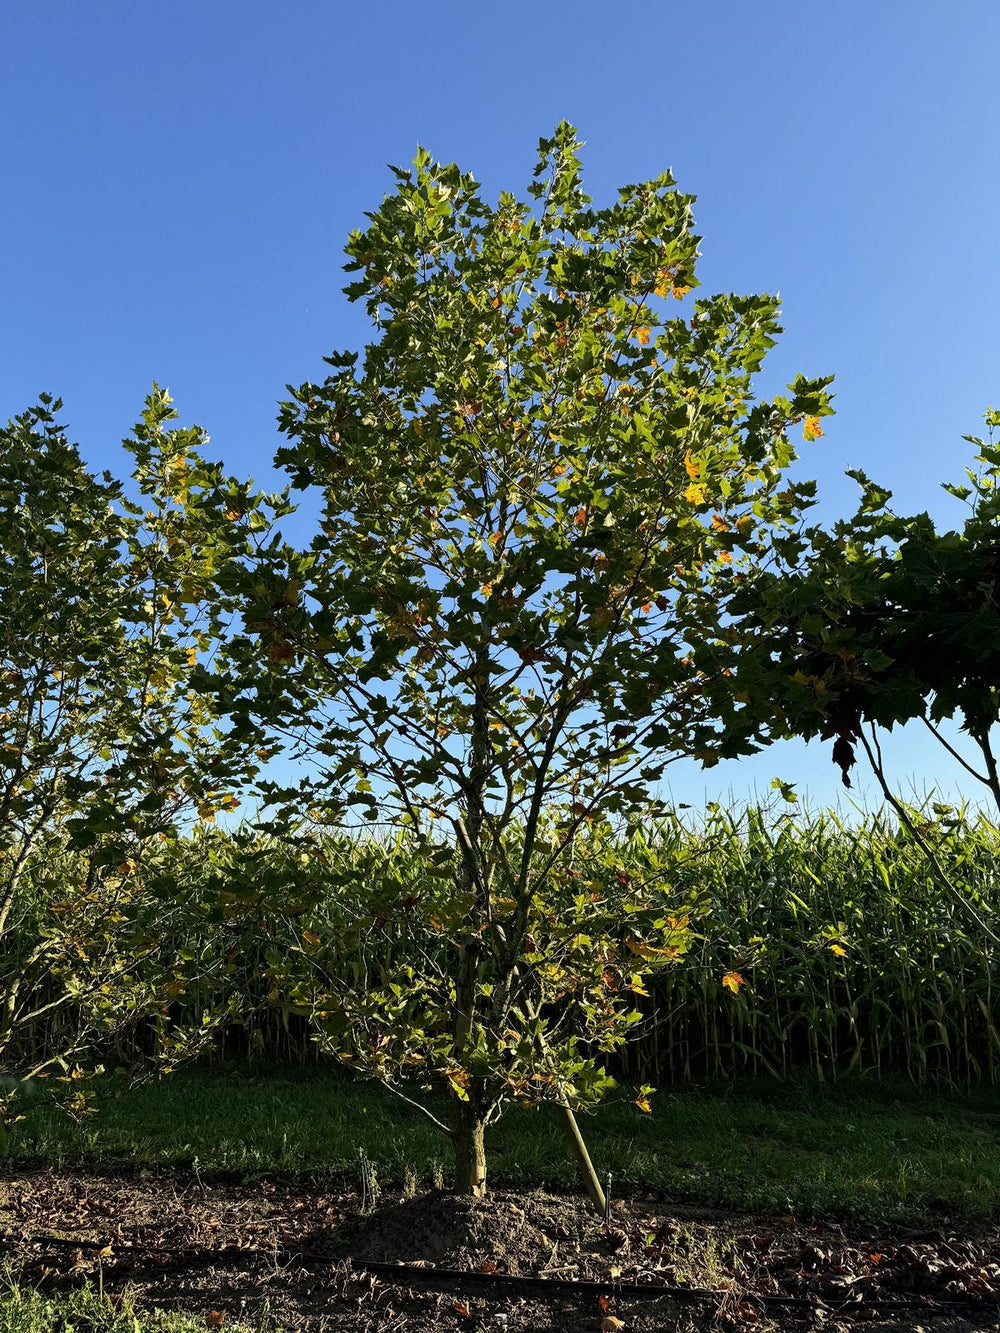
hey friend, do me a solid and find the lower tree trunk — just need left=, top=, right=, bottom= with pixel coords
left=452, top=1100, right=487, bottom=1196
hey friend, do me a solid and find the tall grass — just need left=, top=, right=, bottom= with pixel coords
left=616, top=806, right=1000, bottom=1086
left=7, top=805, right=999, bottom=1086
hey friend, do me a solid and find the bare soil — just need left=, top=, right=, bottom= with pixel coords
left=1, top=1168, right=999, bottom=1332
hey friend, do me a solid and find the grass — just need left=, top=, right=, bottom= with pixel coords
left=9, top=1067, right=1000, bottom=1222
left=0, top=1267, right=275, bottom=1332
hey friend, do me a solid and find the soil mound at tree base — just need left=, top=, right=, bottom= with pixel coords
left=330, top=1189, right=603, bottom=1274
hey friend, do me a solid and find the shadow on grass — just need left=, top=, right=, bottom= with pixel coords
left=9, top=1066, right=1000, bottom=1222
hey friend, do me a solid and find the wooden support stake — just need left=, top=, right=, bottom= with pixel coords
left=557, top=1103, right=606, bottom=1215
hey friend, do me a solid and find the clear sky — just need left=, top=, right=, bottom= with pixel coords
left=2, top=1, right=998, bottom=811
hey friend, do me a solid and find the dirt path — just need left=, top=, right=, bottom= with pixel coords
left=1, top=1168, right=999, bottom=1331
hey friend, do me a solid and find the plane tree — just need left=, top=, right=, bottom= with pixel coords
left=233, top=124, right=833, bottom=1195
left=0, top=389, right=278, bottom=1123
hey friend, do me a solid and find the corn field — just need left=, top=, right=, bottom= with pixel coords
left=6, top=805, right=1000, bottom=1087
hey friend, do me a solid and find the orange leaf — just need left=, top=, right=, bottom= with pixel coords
left=683, top=450, right=700, bottom=479
left=205, top=1313, right=226, bottom=1330
left=573, top=507, right=588, bottom=526
left=452, top=1299, right=471, bottom=1316
left=634, top=327, right=651, bottom=345
left=722, top=971, right=745, bottom=994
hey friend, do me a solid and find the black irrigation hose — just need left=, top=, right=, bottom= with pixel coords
left=8, top=1230, right=1000, bottom=1317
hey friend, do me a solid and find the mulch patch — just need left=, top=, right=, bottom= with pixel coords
left=1, top=1168, right=999, bottom=1331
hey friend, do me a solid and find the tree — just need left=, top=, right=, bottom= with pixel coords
left=234, top=124, right=833, bottom=1195
left=0, top=389, right=277, bottom=1118
left=728, top=407, right=1000, bottom=938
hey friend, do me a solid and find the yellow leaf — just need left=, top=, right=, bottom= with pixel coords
left=627, top=938, right=680, bottom=961
left=446, top=1068, right=471, bottom=1100
left=186, top=647, right=197, bottom=667
left=718, top=550, right=732, bottom=564
left=684, top=483, right=706, bottom=506
left=803, top=416, right=824, bottom=441
left=684, top=450, right=700, bottom=479
left=722, top=971, right=745, bottom=994
left=635, top=327, right=651, bottom=346
left=635, top=1095, right=652, bottom=1113
left=480, top=582, right=494, bottom=597
left=829, top=943, right=848, bottom=957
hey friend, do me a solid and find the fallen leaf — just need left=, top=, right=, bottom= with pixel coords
left=205, top=1313, right=226, bottom=1330
left=452, top=1299, right=471, bottom=1316
left=601, top=1318, right=625, bottom=1332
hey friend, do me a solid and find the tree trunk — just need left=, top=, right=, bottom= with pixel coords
left=452, top=1100, right=487, bottom=1196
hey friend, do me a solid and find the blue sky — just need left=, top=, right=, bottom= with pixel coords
left=2, top=1, right=998, bottom=811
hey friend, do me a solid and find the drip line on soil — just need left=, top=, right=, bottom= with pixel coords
left=8, top=1230, right=1000, bottom=1317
